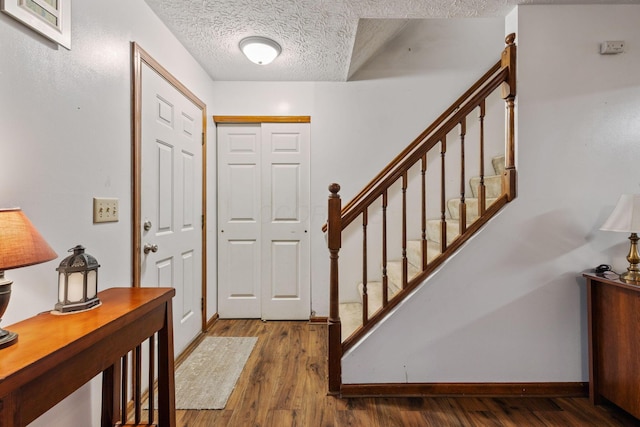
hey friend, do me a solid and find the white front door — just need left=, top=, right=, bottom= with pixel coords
left=140, top=64, right=203, bottom=354
left=218, top=122, right=310, bottom=320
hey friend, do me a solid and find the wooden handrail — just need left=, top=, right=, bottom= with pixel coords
left=327, top=34, right=516, bottom=395
left=338, top=67, right=509, bottom=231
left=322, top=60, right=505, bottom=234
left=323, top=66, right=509, bottom=234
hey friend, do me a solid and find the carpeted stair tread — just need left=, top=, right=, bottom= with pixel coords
left=447, top=197, right=498, bottom=221
left=387, top=260, right=420, bottom=289
left=339, top=153, right=507, bottom=340
left=357, top=281, right=398, bottom=318
left=426, top=219, right=461, bottom=245
left=470, top=174, right=502, bottom=199
left=407, top=239, right=442, bottom=269
left=468, top=155, right=505, bottom=199
left=339, top=302, right=363, bottom=337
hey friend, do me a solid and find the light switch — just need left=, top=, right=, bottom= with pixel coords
left=93, top=198, right=119, bottom=223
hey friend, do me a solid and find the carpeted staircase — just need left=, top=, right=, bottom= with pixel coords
left=339, top=155, right=506, bottom=338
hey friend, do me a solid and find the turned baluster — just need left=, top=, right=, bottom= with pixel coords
left=362, top=208, right=368, bottom=325
left=382, top=190, right=389, bottom=306
left=440, top=137, right=447, bottom=252
left=478, top=100, right=487, bottom=216
left=402, top=171, right=408, bottom=288
left=421, top=154, right=428, bottom=270
left=459, top=118, right=467, bottom=235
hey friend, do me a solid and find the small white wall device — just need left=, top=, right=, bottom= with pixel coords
left=600, top=40, right=625, bottom=55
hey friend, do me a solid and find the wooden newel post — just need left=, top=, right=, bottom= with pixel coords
left=327, top=183, right=342, bottom=395
left=501, top=32, right=517, bottom=202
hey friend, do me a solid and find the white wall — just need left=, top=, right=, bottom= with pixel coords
left=0, top=1, right=215, bottom=425
left=343, top=4, right=640, bottom=383
left=3, top=3, right=631, bottom=422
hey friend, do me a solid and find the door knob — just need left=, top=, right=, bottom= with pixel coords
left=143, top=220, right=152, bottom=231
left=144, top=243, right=158, bottom=254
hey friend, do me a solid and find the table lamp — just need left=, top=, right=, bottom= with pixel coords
left=600, top=194, right=640, bottom=284
left=0, top=208, right=57, bottom=348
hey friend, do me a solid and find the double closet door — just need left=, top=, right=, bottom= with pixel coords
left=217, top=122, right=310, bottom=320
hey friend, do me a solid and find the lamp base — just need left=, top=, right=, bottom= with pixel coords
left=620, top=269, right=640, bottom=285
left=0, top=328, right=17, bottom=349
left=0, top=274, right=18, bottom=349
left=54, top=296, right=101, bottom=313
left=621, top=233, right=640, bottom=285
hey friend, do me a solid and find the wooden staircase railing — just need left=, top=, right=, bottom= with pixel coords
left=326, top=34, right=517, bottom=395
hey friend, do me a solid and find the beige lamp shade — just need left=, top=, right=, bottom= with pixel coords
left=0, top=208, right=57, bottom=270
left=0, top=208, right=57, bottom=349
left=600, top=194, right=640, bottom=233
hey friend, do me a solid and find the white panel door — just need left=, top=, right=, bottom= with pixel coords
left=140, top=64, right=203, bottom=354
left=217, top=124, right=262, bottom=318
left=217, top=122, right=310, bottom=320
left=261, top=123, right=310, bottom=320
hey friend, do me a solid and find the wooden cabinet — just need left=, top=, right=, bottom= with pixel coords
left=585, top=273, right=640, bottom=420
left=0, top=287, right=176, bottom=427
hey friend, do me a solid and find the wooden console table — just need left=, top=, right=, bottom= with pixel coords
left=584, top=272, right=640, bottom=420
left=0, top=287, right=176, bottom=427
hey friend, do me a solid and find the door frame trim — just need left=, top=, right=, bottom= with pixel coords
left=131, top=42, right=208, bottom=330
left=213, top=116, right=310, bottom=124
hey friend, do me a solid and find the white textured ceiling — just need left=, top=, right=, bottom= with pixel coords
left=143, top=0, right=638, bottom=81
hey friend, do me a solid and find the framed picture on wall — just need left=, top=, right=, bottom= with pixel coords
left=2, top=0, right=70, bottom=49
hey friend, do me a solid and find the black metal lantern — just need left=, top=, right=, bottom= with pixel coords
left=55, top=245, right=101, bottom=313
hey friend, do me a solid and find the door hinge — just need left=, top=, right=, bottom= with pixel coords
left=202, top=132, right=205, bottom=146
left=201, top=214, right=205, bottom=229
left=201, top=297, right=204, bottom=311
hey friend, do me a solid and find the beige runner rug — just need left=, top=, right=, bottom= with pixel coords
left=173, top=336, right=257, bottom=410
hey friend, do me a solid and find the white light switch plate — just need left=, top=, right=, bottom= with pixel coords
left=93, top=197, right=119, bottom=223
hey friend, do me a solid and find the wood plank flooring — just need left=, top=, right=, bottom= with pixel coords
left=175, top=320, right=639, bottom=426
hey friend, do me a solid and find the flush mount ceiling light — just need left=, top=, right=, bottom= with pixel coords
left=239, top=36, right=282, bottom=65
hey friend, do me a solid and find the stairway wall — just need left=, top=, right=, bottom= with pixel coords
left=342, top=4, right=640, bottom=384
left=316, top=20, right=508, bottom=307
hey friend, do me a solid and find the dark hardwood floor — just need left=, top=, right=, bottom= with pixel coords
left=175, top=319, right=639, bottom=426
